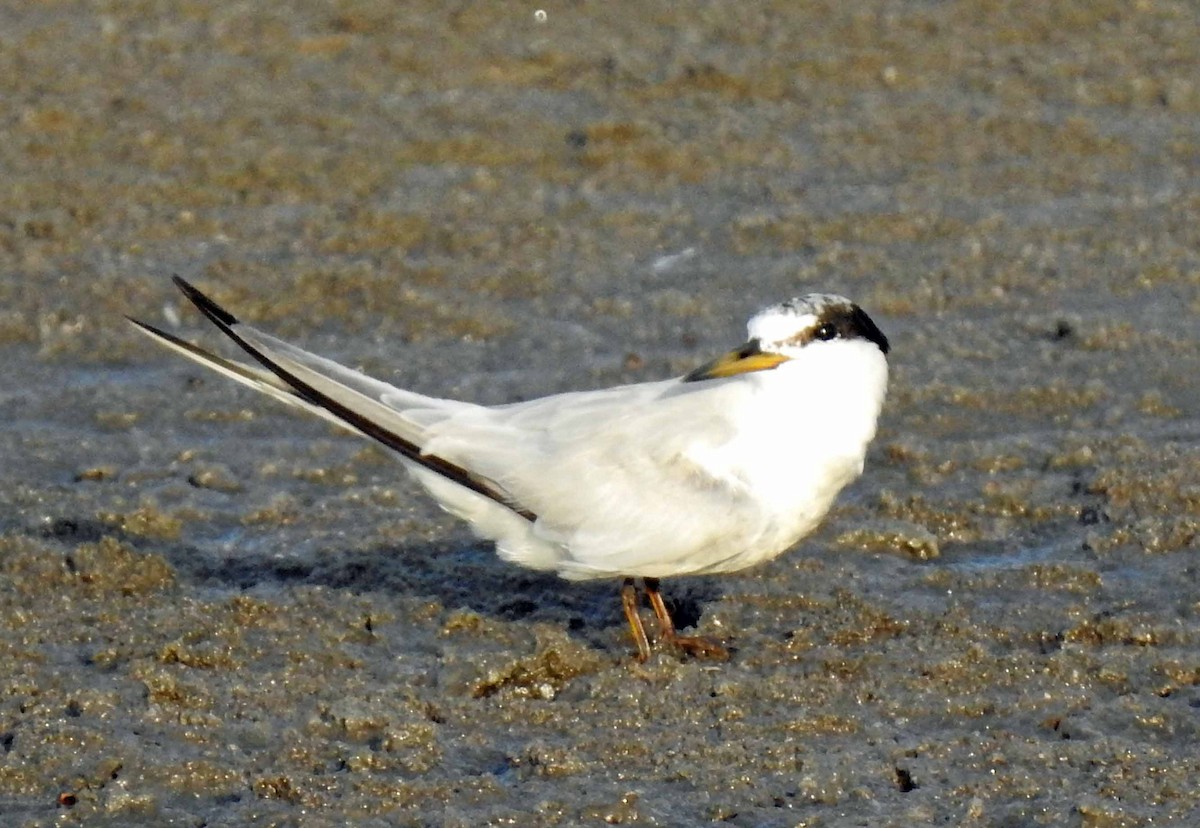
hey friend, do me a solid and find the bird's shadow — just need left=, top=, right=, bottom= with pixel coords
left=172, top=533, right=723, bottom=650
left=35, top=515, right=724, bottom=651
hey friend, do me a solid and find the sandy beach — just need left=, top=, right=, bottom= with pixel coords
left=1, top=2, right=1198, bottom=825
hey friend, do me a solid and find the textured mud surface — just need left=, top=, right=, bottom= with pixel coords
left=2, top=2, right=1199, bottom=826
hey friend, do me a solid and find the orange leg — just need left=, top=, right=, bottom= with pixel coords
left=621, top=577, right=652, bottom=662
left=638, top=577, right=729, bottom=661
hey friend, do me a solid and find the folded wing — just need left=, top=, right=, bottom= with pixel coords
left=130, top=277, right=528, bottom=519
left=131, top=278, right=764, bottom=580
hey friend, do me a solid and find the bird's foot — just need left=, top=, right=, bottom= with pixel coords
left=660, top=631, right=729, bottom=661
left=625, top=576, right=729, bottom=662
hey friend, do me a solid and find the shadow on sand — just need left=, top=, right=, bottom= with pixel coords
left=38, top=514, right=723, bottom=650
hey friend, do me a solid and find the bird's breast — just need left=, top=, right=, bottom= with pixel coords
left=686, top=348, right=886, bottom=519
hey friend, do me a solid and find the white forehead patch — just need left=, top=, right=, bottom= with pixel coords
left=746, top=293, right=851, bottom=345
left=746, top=308, right=816, bottom=344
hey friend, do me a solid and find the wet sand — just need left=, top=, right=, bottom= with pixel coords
left=2, top=2, right=1199, bottom=825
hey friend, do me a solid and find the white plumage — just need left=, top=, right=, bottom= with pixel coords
left=131, top=279, right=889, bottom=660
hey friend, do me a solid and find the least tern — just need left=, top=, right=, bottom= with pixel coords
left=131, top=278, right=889, bottom=661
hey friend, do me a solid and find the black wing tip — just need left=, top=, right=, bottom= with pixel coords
left=126, top=315, right=176, bottom=340
left=126, top=315, right=190, bottom=348
left=150, top=278, right=538, bottom=525
left=172, top=275, right=239, bottom=328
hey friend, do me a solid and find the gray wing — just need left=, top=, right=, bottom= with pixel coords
left=131, top=278, right=761, bottom=579
left=415, top=378, right=762, bottom=578
left=130, top=277, right=524, bottom=517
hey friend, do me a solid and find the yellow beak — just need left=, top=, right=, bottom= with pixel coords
left=682, top=341, right=789, bottom=383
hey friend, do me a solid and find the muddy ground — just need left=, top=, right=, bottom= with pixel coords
left=1, top=1, right=1198, bottom=825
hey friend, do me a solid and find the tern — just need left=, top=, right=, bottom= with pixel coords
left=130, top=278, right=889, bottom=661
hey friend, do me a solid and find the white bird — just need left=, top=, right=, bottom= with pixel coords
left=130, top=278, right=890, bottom=661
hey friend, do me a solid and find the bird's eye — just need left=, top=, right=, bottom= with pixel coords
left=814, top=323, right=837, bottom=341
